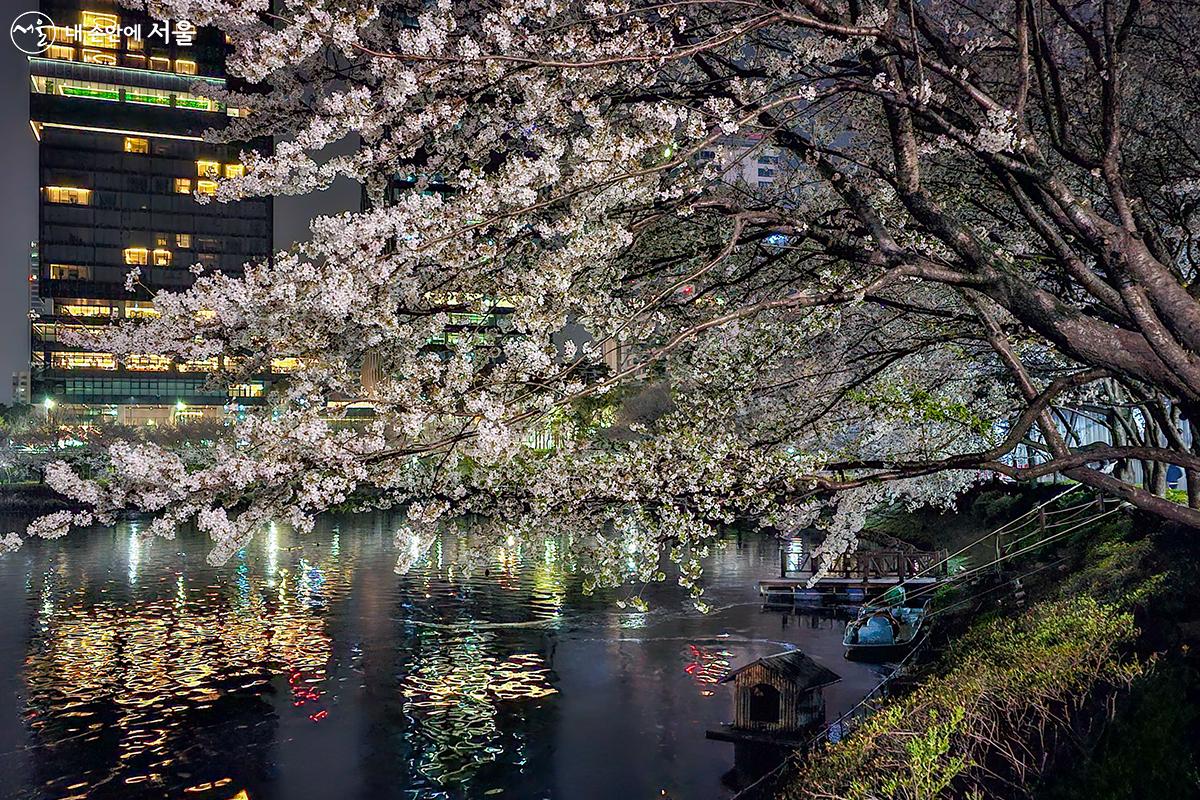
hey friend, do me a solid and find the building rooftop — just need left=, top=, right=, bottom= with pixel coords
left=720, top=650, right=841, bottom=690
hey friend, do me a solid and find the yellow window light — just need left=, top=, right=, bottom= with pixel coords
left=230, top=382, right=265, bottom=398
left=223, top=164, right=245, bottom=179
left=48, top=264, right=91, bottom=280
left=174, top=59, right=197, bottom=75
left=44, top=186, right=91, bottom=205
left=58, top=301, right=115, bottom=318
left=125, top=354, right=172, bottom=371
left=149, top=56, right=171, bottom=71
left=51, top=352, right=117, bottom=370
left=179, top=358, right=218, bottom=372
left=46, top=26, right=75, bottom=44
left=124, top=301, right=159, bottom=319
left=271, top=357, right=304, bottom=373
left=81, top=49, right=116, bottom=65
left=124, top=136, right=149, bottom=153
left=196, top=159, right=220, bottom=177
left=47, top=44, right=74, bottom=60
left=176, top=233, right=192, bottom=248
left=174, top=178, right=192, bottom=194
left=123, top=247, right=148, bottom=265
left=196, top=180, right=218, bottom=196
left=152, top=249, right=172, bottom=267
left=81, top=12, right=119, bottom=48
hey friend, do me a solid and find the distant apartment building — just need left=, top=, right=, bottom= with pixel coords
left=11, top=371, right=32, bottom=406
left=28, top=0, right=272, bottom=424
left=697, top=134, right=784, bottom=190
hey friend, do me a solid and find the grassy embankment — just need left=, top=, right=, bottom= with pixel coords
left=773, top=485, right=1200, bottom=800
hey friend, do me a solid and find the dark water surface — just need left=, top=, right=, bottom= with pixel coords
left=0, top=514, right=885, bottom=800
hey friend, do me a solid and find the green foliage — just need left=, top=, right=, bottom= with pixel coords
left=1165, top=487, right=1189, bottom=505
left=1056, top=519, right=1165, bottom=610
left=781, top=597, right=1143, bottom=800
left=845, top=383, right=992, bottom=437
left=970, top=489, right=1023, bottom=524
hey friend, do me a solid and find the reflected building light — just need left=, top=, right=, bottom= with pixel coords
left=266, top=523, right=278, bottom=584
left=128, top=529, right=140, bottom=585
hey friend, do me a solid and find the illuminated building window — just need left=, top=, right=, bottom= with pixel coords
left=176, top=93, right=222, bottom=112
left=271, top=357, right=304, bottom=373
left=46, top=26, right=75, bottom=44
left=32, top=76, right=121, bottom=101
left=44, top=186, right=91, bottom=204
left=152, top=249, right=172, bottom=267
left=196, top=160, right=220, bottom=177
left=127, top=34, right=143, bottom=51
left=179, top=358, right=218, bottom=372
left=149, top=56, right=171, bottom=71
left=227, top=106, right=248, bottom=118
left=230, top=382, right=265, bottom=398
left=174, top=178, right=192, bottom=194
left=47, top=44, right=74, bottom=60
left=123, top=54, right=145, bottom=68
left=126, top=87, right=170, bottom=106
left=223, top=163, right=245, bottom=179
left=125, top=354, right=172, bottom=371
left=124, top=302, right=159, bottom=319
left=32, top=322, right=90, bottom=342
left=196, top=180, right=218, bottom=196
left=49, top=264, right=91, bottom=280
left=81, top=48, right=116, bottom=66
left=155, top=233, right=169, bottom=247
left=124, top=136, right=149, bottom=153
left=175, top=59, right=197, bottom=75
left=51, top=352, right=117, bottom=370
left=123, top=247, right=148, bottom=266
left=176, top=233, right=192, bottom=248
left=58, top=300, right=115, bottom=318
left=81, top=12, right=119, bottom=47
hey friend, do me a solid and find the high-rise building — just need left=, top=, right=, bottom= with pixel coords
left=28, top=0, right=272, bottom=424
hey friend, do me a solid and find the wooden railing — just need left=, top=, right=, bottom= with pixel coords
left=780, top=549, right=949, bottom=581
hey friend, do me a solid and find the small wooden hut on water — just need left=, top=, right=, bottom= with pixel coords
left=707, top=650, right=841, bottom=745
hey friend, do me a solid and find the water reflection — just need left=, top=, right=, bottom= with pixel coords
left=0, top=515, right=887, bottom=800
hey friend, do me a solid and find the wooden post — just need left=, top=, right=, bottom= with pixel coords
left=780, top=547, right=786, bottom=578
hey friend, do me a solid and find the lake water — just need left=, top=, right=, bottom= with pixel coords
left=0, top=513, right=886, bottom=800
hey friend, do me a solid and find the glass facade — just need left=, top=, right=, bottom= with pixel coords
left=30, top=0, right=272, bottom=412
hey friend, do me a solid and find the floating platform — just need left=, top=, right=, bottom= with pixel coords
left=760, top=549, right=947, bottom=607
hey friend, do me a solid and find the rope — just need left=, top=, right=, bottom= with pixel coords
left=823, top=484, right=1087, bottom=602
left=870, top=504, right=1125, bottom=613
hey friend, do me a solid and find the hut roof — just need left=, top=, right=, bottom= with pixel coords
left=720, top=650, right=842, bottom=690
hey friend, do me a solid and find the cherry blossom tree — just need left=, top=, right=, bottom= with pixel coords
left=18, top=0, right=1200, bottom=600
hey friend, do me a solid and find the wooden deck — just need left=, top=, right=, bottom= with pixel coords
left=760, top=548, right=948, bottom=605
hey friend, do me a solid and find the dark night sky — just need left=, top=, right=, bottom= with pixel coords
left=0, top=3, right=361, bottom=402
left=1, top=0, right=38, bottom=403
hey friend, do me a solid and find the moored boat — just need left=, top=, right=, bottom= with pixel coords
left=842, top=602, right=928, bottom=661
